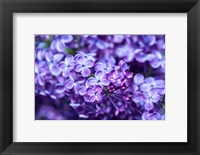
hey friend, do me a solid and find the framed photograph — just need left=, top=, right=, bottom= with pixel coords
left=0, top=0, right=200, bottom=154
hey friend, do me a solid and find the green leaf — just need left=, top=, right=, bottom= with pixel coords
left=65, top=48, right=76, bottom=56
left=88, top=73, right=94, bottom=77
left=44, top=40, right=51, bottom=48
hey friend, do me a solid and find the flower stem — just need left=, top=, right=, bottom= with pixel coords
left=108, top=97, right=118, bottom=109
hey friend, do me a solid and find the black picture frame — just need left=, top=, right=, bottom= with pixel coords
left=0, top=0, right=200, bottom=154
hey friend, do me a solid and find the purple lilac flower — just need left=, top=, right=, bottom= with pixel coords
left=87, top=71, right=110, bottom=86
left=113, top=35, right=124, bottom=43
left=94, top=62, right=112, bottom=73
left=45, top=50, right=64, bottom=76
left=85, top=85, right=103, bottom=102
left=74, top=55, right=94, bottom=77
left=35, top=35, right=165, bottom=120
left=139, top=35, right=156, bottom=47
left=142, top=111, right=162, bottom=120
left=115, top=45, right=135, bottom=62
left=59, top=55, right=75, bottom=77
left=50, top=35, right=73, bottom=52
left=65, top=71, right=85, bottom=92
left=35, top=62, right=48, bottom=86
left=150, top=51, right=165, bottom=69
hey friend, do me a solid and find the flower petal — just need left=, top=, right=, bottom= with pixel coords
left=37, top=50, right=45, bottom=61
left=69, top=71, right=76, bottom=81
left=89, top=96, right=95, bottom=102
left=113, top=35, right=124, bottom=43
left=134, top=73, right=144, bottom=85
left=79, top=114, right=89, bottom=119
left=77, top=76, right=85, bottom=84
left=96, top=40, right=108, bottom=50
left=151, top=93, right=161, bottom=103
left=95, top=70, right=104, bottom=80
left=140, top=83, right=150, bottom=92
left=96, top=94, right=102, bottom=101
left=95, top=85, right=103, bottom=94
left=87, top=88, right=95, bottom=96
left=56, top=40, right=65, bottom=52
left=53, top=54, right=64, bottom=63
left=154, top=80, right=165, bottom=88
left=62, top=68, right=70, bottom=78
left=144, top=100, right=154, bottom=111
left=74, top=83, right=80, bottom=93
left=144, top=77, right=155, bottom=84
left=154, top=51, right=162, bottom=59
left=61, top=35, right=73, bottom=43
left=65, top=55, right=73, bottom=64
left=57, top=76, right=65, bottom=85
left=145, top=54, right=155, bottom=61
left=135, top=54, right=146, bottom=63
left=55, top=85, right=65, bottom=94
left=45, top=51, right=53, bottom=62
left=38, top=76, right=45, bottom=86
left=101, top=78, right=110, bottom=86
left=81, top=68, right=91, bottom=77
left=78, top=86, right=86, bottom=96
left=74, top=64, right=82, bottom=72
left=39, top=67, right=48, bottom=76
left=85, top=60, right=94, bottom=68
left=65, top=79, right=74, bottom=89
left=146, top=112, right=161, bottom=120
left=49, top=64, right=61, bottom=76
left=87, top=77, right=97, bottom=86
left=50, top=39, right=56, bottom=50
left=95, top=62, right=105, bottom=71
left=150, top=58, right=161, bottom=68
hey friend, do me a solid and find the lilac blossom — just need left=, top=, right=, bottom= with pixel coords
left=50, top=35, right=73, bottom=52
left=65, top=71, right=85, bottom=92
left=150, top=51, right=165, bottom=69
left=94, top=62, right=113, bottom=73
left=87, top=71, right=110, bottom=86
left=74, top=55, right=94, bottom=77
left=59, top=55, right=75, bottom=77
left=35, top=35, right=165, bottom=120
left=85, top=85, right=103, bottom=102
left=45, top=50, right=64, bottom=76
left=115, top=45, right=135, bottom=62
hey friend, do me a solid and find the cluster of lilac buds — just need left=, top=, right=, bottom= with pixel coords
left=35, top=35, right=165, bottom=120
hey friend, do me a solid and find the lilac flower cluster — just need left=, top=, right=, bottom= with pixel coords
left=35, top=35, right=165, bottom=120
